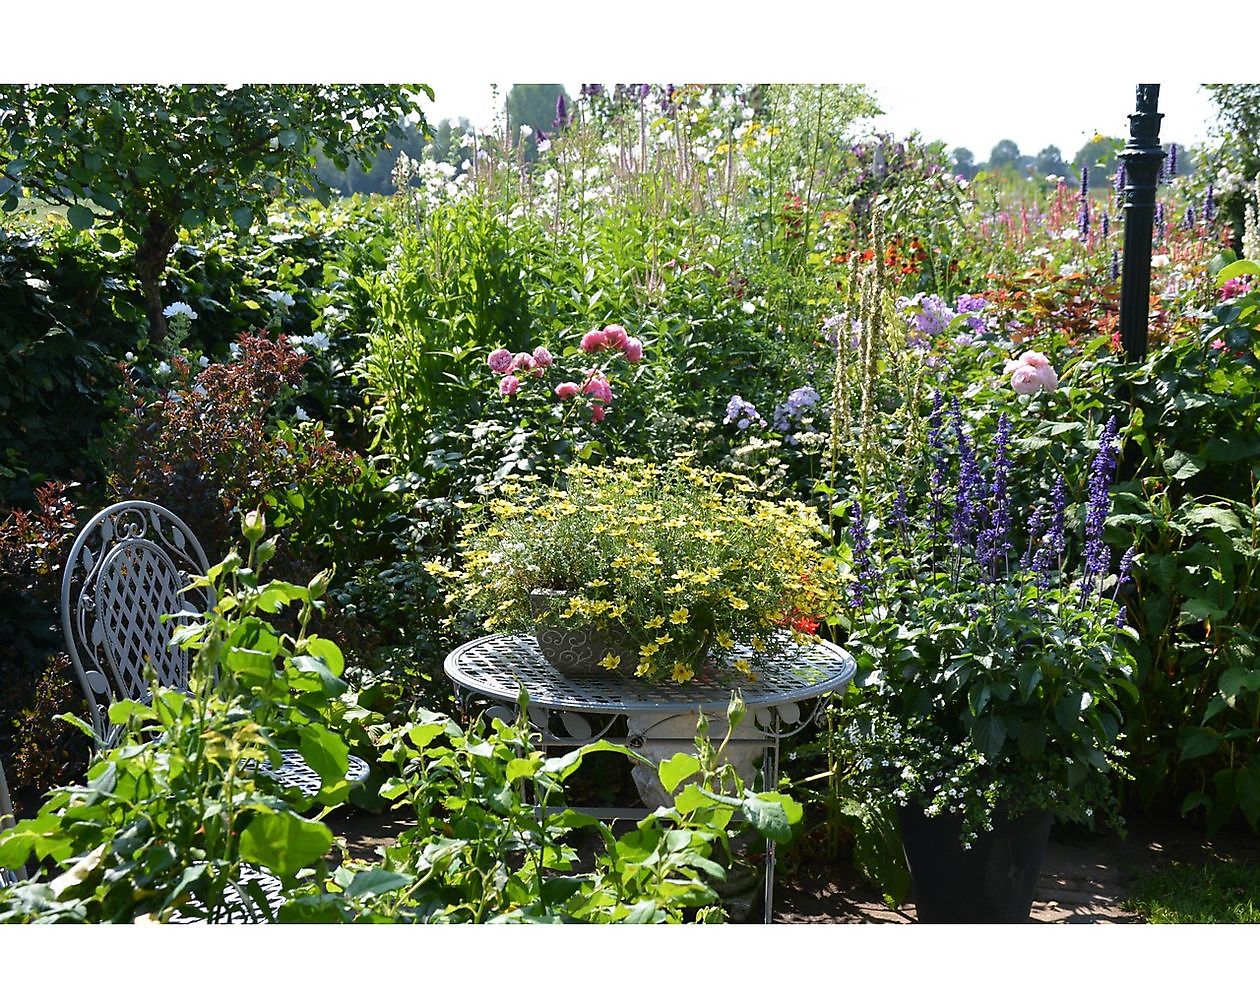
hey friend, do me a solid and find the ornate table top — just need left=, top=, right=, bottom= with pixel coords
left=444, top=633, right=856, bottom=715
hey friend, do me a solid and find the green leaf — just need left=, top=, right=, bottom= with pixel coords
left=1163, top=451, right=1204, bottom=481
left=507, top=757, right=537, bottom=783
left=239, top=810, right=332, bottom=876
left=739, top=792, right=801, bottom=842
left=98, top=232, right=121, bottom=253
left=231, top=206, right=254, bottom=230
left=1216, top=259, right=1260, bottom=284
left=972, top=714, right=1006, bottom=759
left=66, top=203, right=94, bottom=230
left=1180, top=727, right=1221, bottom=762
left=278, top=128, right=299, bottom=148
left=342, top=867, right=412, bottom=899
left=303, top=635, right=345, bottom=678
left=297, top=723, right=349, bottom=784
left=658, top=752, right=701, bottom=793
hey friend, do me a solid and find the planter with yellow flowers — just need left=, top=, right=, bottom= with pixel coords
left=435, top=457, right=844, bottom=687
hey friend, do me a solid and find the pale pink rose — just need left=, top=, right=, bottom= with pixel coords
left=1030, top=362, right=1058, bottom=391
left=487, top=348, right=513, bottom=373
left=590, top=402, right=606, bottom=422
left=1017, top=350, right=1051, bottom=369
left=498, top=374, right=520, bottom=396
left=511, top=352, right=536, bottom=373
left=622, top=337, right=643, bottom=363
left=532, top=346, right=554, bottom=368
left=1009, top=364, right=1043, bottom=396
left=554, top=381, right=580, bottom=400
left=579, top=329, right=607, bottom=353
left=601, top=324, right=628, bottom=349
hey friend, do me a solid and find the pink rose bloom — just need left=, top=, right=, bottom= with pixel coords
left=601, top=324, right=628, bottom=350
left=532, top=346, right=554, bottom=368
left=622, top=337, right=643, bottom=363
left=590, top=403, right=606, bottom=422
left=554, top=381, right=580, bottom=400
left=498, top=374, right=520, bottom=396
left=579, top=329, right=607, bottom=353
left=581, top=372, right=613, bottom=404
left=487, top=348, right=513, bottom=373
left=511, top=352, right=537, bottom=373
left=1004, top=349, right=1057, bottom=394
left=1009, top=364, right=1043, bottom=396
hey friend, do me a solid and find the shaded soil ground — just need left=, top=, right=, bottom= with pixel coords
left=327, top=805, right=1260, bottom=923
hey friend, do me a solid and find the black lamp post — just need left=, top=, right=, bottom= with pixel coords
left=1117, top=84, right=1167, bottom=364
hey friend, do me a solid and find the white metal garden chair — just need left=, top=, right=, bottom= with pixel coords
left=60, top=500, right=368, bottom=796
left=0, top=755, right=24, bottom=886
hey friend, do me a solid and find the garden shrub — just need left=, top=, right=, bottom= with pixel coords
left=1113, top=275, right=1260, bottom=832
left=0, top=482, right=91, bottom=806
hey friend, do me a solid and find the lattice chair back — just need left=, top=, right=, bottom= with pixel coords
left=0, top=755, right=25, bottom=885
left=61, top=501, right=213, bottom=746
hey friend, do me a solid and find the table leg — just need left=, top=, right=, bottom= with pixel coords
left=762, top=735, right=779, bottom=924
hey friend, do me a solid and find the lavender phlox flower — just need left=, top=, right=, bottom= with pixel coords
left=773, top=385, right=821, bottom=432
left=906, top=293, right=957, bottom=337
left=724, top=395, right=766, bottom=431
left=638, top=83, right=651, bottom=100
left=821, top=313, right=859, bottom=350
left=954, top=294, right=994, bottom=336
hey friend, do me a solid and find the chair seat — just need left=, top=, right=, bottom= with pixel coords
left=165, top=863, right=286, bottom=924
left=261, top=750, right=370, bottom=794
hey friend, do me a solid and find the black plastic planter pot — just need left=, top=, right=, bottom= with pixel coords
left=897, top=803, right=1053, bottom=923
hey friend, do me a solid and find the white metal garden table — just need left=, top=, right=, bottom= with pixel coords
left=443, top=632, right=857, bottom=923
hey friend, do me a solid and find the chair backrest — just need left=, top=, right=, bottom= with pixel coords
left=61, top=501, right=213, bottom=745
left=0, top=755, right=23, bottom=885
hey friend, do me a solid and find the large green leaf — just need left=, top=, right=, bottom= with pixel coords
left=657, top=752, right=701, bottom=793
left=739, top=792, right=802, bottom=842
left=239, top=810, right=332, bottom=876
left=66, top=203, right=94, bottom=230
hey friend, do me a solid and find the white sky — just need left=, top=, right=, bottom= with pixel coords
left=420, top=80, right=1218, bottom=161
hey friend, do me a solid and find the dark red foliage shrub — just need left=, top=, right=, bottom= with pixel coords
left=109, top=330, right=362, bottom=562
left=0, top=482, right=90, bottom=803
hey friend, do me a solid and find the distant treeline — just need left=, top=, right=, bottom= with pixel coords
left=952, top=136, right=1195, bottom=186
left=315, top=84, right=1199, bottom=196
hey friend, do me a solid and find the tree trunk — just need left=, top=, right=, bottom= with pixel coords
left=134, top=210, right=177, bottom=343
